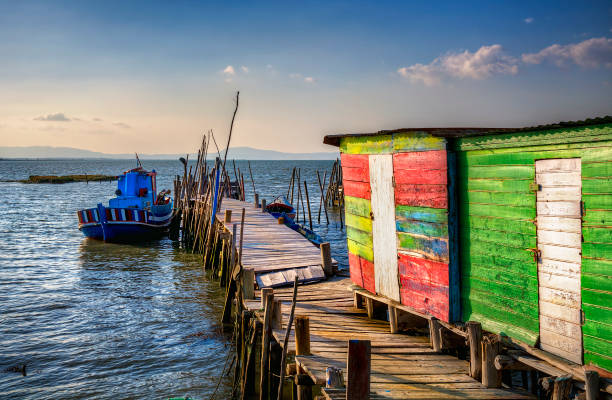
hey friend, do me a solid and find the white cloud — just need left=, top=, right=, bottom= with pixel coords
left=397, top=44, right=518, bottom=86
left=240, top=66, right=249, bottom=73
left=524, top=17, right=534, bottom=24
left=34, top=112, right=71, bottom=122
left=223, top=65, right=235, bottom=76
left=304, top=76, right=315, bottom=83
left=289, top=73, right=302, bottom=79
left=522, top=37, right=612, bottom=68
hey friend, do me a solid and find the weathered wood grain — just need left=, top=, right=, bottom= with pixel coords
left=395, top=184, right=448, bottom=208
left=393, top=150, right=447, bottom=170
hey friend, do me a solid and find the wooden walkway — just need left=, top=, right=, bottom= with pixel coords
left=244, top=278, right=533, bottom=399
left=219, top=199, right=533, bottom=399
left=218, top=198, right=336, bottom=286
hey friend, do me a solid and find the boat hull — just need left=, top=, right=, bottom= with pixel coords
left=77, top=204, right=173, bottom=243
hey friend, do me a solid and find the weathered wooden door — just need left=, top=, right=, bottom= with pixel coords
left=535, top=158, right=583, bottom=364
left=369, top=155, right=400, bottom=301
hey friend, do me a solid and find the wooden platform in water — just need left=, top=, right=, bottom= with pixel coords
left=218, top=198, right=336, bottom=287
left=245, top=279, right=533, bottom=399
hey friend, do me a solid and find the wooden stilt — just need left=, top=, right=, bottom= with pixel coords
left=346, top=339, right=370, bottom=400
left=482, top=335, right=501, bottom=388
left=466, top=321, right=482, bottom=380
left=428, top=317, right=442, bottom=352
left=388, top=305, right=398, bottom=334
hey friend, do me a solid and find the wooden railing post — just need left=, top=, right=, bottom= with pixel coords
left=254, top=193, right=259, bottom=208
left=295, top=315, right=312, bottom=400
left=260, top=292, right=274, bottom=400
left=320, top=242, right=333, bottom=277
left=261, top=198, right=266, bottom=212
left=224, top=209, right=232, bottom=223
left=482, top=335, right=501, bottom=388
left=388, top=305, right=398, bottom=334
left=242, top=268, right=254, bottom=300
left=467, top=321, right=482, bottom=380
left=261, top=287, right=273, bottom=309
left=428, top=317, right=442, bottom=352
left=347, top=339, right=370, bottom=400
left=585, top=370, right=600, bottom=400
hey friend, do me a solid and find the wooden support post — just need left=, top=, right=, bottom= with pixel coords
left=353, top=292, right=362, bottom=309
left=365, top=298, right=374, bottom=319
left=325, top=366, right=344, bottom=388
left=278, top=216, right=284, bottom=224
left=269, top=341, right=282, bottom=400
left=320, top=242, right=333, bottom=277
left=224, top=209, right=232, bottom=223
left=585, top=371, right=600, bottom=400
left=271, top=299, right=282, bottom=330
left=295, top=316, right=311, bottom=356
left=347, top=339, right=370, bottom=400
left=466, top=321, right=482, bottom=380
left=261, top=288, right=273, bottom=309
left=428, top=317, right=442, bottom=352
left=304, top=181, right=313, bottom=230
left=261, top=198, right=266, bottom=212
left=260, top=294, right=274, bottom=400
left=552, top=375, right=572, bottom=400
left=254, top=193, right=259, bottom=208
left=482, top=335, right=502, bottom=388
left=242, top=268, right=254, bottom=300
left=388, top=305, right=398, bottom=334
left=295, top=315, right=311, bottom=400
left=238, top=208, right=246, bottom=265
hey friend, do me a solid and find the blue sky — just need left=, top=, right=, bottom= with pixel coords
left=0, top=1, right=611, bottom=153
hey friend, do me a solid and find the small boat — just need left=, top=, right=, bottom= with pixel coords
left=265, top=195, right=296, bottom=219
left=77, top=166, right=173, bottom=242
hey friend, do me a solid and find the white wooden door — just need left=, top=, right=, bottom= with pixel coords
left=369, top=155, right=400, bottom=301
left=536, top=158, right=583, bottom=364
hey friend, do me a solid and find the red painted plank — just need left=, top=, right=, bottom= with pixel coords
left=398, top=253, right=449, bottom=286
left=394, top=169, right=447, bottom=185
left=344, top=180, right=371, bottom=200
left=395, top=184, right=447, bottom=208
left=393, top=150, right=447, bottom=170
left=349, top=252, right=375, bottom=293
left=341, top=153, right=370, bottom=170
left=343, top=166, right=370, bottom=183
left=400, top=284, right=450, bottom=322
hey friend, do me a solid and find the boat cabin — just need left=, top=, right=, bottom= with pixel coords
left=324, top=117, right=612, bottom=373
left=109, top=167, right=157, bottom=209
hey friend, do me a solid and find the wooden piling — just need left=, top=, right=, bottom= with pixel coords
left=295, top=315, right=312, bottom=400
left=320, top=242, right=333, bottom=277
left=260, top=292, right=274, bottom=400
left=304, top=181, right=313, bottom=230
left=346, top=339, right=370, bottom=400
left=467, top=321, right=483, bottom=380
left=585, top=371, right=600, bottom=400
left=224, top=209, right=232, bottom=223
left=481, top=335, right=502, bottom=388
left=254, top=193, right=259, bottom=208
left=242, top=268, right=255, bottom=300
left=261, top=198, right=267, bottom=212
left=428, top=317, right=442, bottom=352
left=388, top=305, right=398, bottom=334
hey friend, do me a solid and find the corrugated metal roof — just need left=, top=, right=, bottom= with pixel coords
left=322, top=116, right=612, bottom=147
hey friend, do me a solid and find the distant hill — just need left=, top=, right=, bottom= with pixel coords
left=0, top=146, right=339, bottom=160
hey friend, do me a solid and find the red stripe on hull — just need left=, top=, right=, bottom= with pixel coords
left=344, top=180, right=371, bottom=200
left=395, top=184, right=447, bottom=208
left=106, top=209, right=113, bottom=221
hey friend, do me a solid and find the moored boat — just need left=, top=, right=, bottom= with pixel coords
left=264, top=195, right=296, bottom=219
left=77, top=166, right=173, bottom=242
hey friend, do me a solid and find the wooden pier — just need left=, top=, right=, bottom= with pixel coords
left=208, top=199, right=534, bottom=399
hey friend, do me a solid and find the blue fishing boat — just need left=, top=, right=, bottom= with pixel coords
left=77, top=166, right=173, bottom=242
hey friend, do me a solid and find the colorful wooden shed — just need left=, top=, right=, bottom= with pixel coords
left=324, top=116, right=612, bottom=373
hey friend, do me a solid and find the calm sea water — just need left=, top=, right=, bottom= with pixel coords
left=0, top=159, right=346, bottom=399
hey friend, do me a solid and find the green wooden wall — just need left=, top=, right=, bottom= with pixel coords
left=455, top=123, right=612, bottom=371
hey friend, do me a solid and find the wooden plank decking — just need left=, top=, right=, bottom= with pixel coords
left=245, top=279, right=533, bottom=399
left=222, top=199, right=533, bottom=399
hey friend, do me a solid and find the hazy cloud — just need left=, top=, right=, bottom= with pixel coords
left=34, top=112, right=71, bottom=122
left=113, top=122, right=131, bottom=129
left=524, top=17, right=534, bottom=24
left=522, top=37, right=612, bottom=68
left=398, top=44, right=518, bottom=86
left=223, top=65, right=235, bottom=76
left=93, top=118, right=103, bottom=122
left=240, top=65, right=249, bottom=73
left=289, top=73, right=302, bottom=79
left=304, top=76, right=315, bottom=83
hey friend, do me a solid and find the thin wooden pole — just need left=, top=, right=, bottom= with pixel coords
left=276, top=276, right=299, bottom=400
left=303, top=181, right=313, bottom=230
left=467, top=321, right=483, bottom=380
left=248, top=160, right=256, bottom=196
left=260, top=294, right=274, bottom=400
left=238, top=208, right=246, bottom=265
